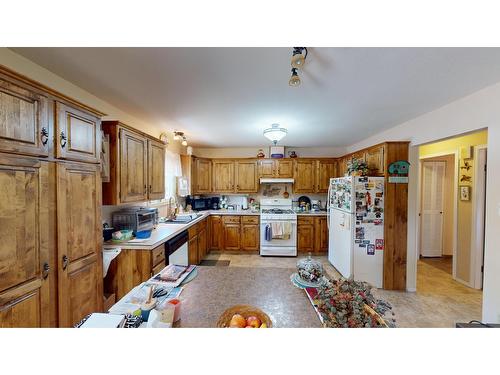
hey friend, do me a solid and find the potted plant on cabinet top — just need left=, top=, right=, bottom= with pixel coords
left=346, top=157, right=369, bottom=176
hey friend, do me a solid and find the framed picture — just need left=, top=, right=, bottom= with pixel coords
left=460, top=185, right=470, bottom=201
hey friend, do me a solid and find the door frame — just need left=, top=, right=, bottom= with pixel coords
left=417, top=150, right=459, bottom=281
left=470, top=145, right=488, bottom=289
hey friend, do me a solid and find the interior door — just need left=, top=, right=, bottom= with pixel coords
left=147, top=139, right=165, bottom=200
left=420, top=161, right=446, bottom=257
left=57, top=162, right=103, bottom=327
left=0, top=157, right=49, bottom=327
left=120, top=128, right=148, bottom=203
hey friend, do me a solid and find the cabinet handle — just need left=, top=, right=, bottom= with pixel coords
left=62, top=255, right=69, bottom=270
left=60, top=131, right=67, bottom=148
left=42, top=262, right=50, bottom=279
left=149, top=185, right=152, bottom=193
left=40, top=127, right=49, bottom=146
left=144, top=185, right=147, bottom=194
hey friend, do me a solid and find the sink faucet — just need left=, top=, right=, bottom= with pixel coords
left=168, top=197, right=177, bottom=220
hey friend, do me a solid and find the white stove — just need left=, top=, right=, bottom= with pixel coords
left=260, top=198, right=297, bottom=257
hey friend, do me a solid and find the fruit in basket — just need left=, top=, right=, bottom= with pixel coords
left=229, top=314, right=247, bottom=328
left=246, top=316, right=261, bottom=328
left=260, top=323, right=267, bottom=328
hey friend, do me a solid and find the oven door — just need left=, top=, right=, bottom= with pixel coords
left=260, top=220, right=297, bottom=256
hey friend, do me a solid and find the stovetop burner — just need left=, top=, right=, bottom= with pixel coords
left=261, top=208, right=295, bottom=215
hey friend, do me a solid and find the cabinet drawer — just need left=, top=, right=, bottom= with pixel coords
left=298, top=216, right=315, bottom=225
left=188, top=224, right=198, bottom=239
left=242, top=216, right=259, bottom=225
left=152, top=262, right=165, bottom=276
left=222, top=215, right=241, bottom=224
left=151, top=245, right=165, bottom=267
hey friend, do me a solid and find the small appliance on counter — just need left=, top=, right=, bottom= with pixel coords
left=185, top=196, right=211, bottom=211
left=112, top=207, right=157, bottom=235
left=210, top=197, right=220, bottom=210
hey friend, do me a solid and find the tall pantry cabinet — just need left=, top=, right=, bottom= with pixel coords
left=0, top=66, right=104, bottom=327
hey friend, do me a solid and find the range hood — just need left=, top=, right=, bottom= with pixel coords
left=259, top=178, right=294, bottom=184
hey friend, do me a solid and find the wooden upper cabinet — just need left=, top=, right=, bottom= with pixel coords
left=56, top=162, right=102, bottom=327
left=317, top=159, right=336, bottom=193
left=276, top=159, right=294, bottom=178
left=235, top=160, right=258, bottom=193
left=258, top=159, right=275, bottom=178
left=212, top=160, right=235, bottom=193
left=0, top=76, right=49, bottom=157
left=294, top=160, right=316, bottom=193
left=55, top=101, right=101, bottom=163
left=119, top=128, right=148, bottom=203
left=365, top=145, right=385, bottom=175
left=0, top=156, right=49, bottom=327
left=147, top=139, right=165, bottom=200
left=193, top=158, right=212, bottom=194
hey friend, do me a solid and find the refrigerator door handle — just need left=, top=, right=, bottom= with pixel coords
left=327, top=183, right=331, bottom=229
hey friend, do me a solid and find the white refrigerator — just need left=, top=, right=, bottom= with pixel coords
left=327, top=176, right=385, bottom=288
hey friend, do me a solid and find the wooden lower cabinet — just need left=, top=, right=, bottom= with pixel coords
left=217, top=215, right=260, bottom=252
left=297, top=216, right=328, bottom=254
left=57, top=162, right=103, bottom=326
left=209, top=215, right=222, bottom=250
left=241, top=216, right=260, bottom=251
left=223, top=222, right=241, bottom=250
left=104, top=245, right=166, bottom=301
left=198, top=227, right=207, bottom=261
left=188, top=237, right=199, bottom=265
left=0, top=156, right=50, bottom=327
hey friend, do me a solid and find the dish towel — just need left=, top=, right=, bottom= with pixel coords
left=271, top=222, right=284, bottom=239
left=282, top=221, right=292, bottom=240
left=265, top=224, right=272, bottom=241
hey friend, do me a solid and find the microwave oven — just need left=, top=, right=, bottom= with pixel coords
left=186, top=196, right=212, bottom=211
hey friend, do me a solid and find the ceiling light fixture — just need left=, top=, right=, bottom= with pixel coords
left=291, top=47, right=308, bottom=69
left=289, top=68, right=301, bottom=87
left=173, top=131, right=184, bottom=141
left=263, top=123, right=287, bottom=145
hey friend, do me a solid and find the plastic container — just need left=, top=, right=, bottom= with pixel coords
left=168, top=299, right=182, bottom=322
left=111, top=229, right=133, bottom=242
left=135, top=230, right=152, bottom=239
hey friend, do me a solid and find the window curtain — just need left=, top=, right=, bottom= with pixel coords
left=164, top=149, right=182, bottom=199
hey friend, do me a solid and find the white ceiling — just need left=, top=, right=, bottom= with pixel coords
left=11, top=47, right=500, bottom=147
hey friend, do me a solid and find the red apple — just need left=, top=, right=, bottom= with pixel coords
left=229, top=314, right=247, bottom=328
left=246, top=316, right=261, bottom=328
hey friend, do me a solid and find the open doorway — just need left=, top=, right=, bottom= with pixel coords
left=415, top=130, right=487, bottom=313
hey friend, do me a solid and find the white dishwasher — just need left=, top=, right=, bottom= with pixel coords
left=166, top=230, right=189, bottom=266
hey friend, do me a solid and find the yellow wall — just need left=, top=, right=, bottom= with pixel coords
left=419, top=129, right=488, bottom=283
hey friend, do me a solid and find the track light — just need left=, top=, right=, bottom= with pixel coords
left=289, top=68, right=301, bottom=87
left=173, top=131, right=184, bottom=141
left=181, top=136, right=188, bottom=146
left=291, top=47, right=308, bottom=69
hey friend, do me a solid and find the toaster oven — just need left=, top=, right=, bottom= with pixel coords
left=112, top=207, right=158, bottom=234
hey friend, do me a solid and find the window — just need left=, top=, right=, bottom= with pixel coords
left=164, top=149, right=182, bottom=200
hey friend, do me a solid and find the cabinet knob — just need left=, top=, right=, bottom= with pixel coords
left=62, top=255, right=69, bottom=270
left=40, top=127, right=49, bottom=146
left=60, top=131, right=67, bottom=148
left=42, top=262, right=50, bottom=279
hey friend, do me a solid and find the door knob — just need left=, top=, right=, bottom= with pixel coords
left=42, top=262, right=50, bottom=279
left=62, top=255, right=69, bottom=270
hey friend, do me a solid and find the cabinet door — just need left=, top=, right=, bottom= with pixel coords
left=241, top=224, right=259, bottom=251
left=212, top=160, right=235, bottom=193
left=188, top=237, right=199, bottom=265
left=0, top=157, right=49, bottom=327
left=0, top=76, right=49, bottom=157
left=223, top=217, right=241, bottom=250
left=57, top=162, right=102, bottom=327
left=197, top=229, right=207, bottom=262
left=194, top=158, right=212, bottom=193
left=317, top=159, right=336, bottom=193
left=366, top=145, right=385, bottom=175
left=209, top=216, right=222, bottom=250
left=235, top=160, right=258, bottom=193
left=120, top=128, right=148, bottom=203
left=276, top=159, right=294, bottom=178
left=258, top=159, right=274, bottom=178
left=55, top=102, right=100, bottom=163
left=294, top=160, right=316, bottom=193
left=147, top=139, right=165, bottom=200
left=314, top=217, right=329, bottom=253
left=297, top=224, right=315, bottom=253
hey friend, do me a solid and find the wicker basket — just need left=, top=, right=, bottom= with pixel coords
left=363, top=304, right=388, bottom=327
left=217, top=305, right=273, bottom=328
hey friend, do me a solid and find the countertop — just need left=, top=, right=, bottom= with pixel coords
left=103, top=209, right=326, bottom=250
left=174, top=266, right=322, bottom=328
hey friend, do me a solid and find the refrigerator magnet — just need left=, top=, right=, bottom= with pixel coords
left=367, top=244, right=375, bottom=255
left=376, top=239, right=384, bottom=250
